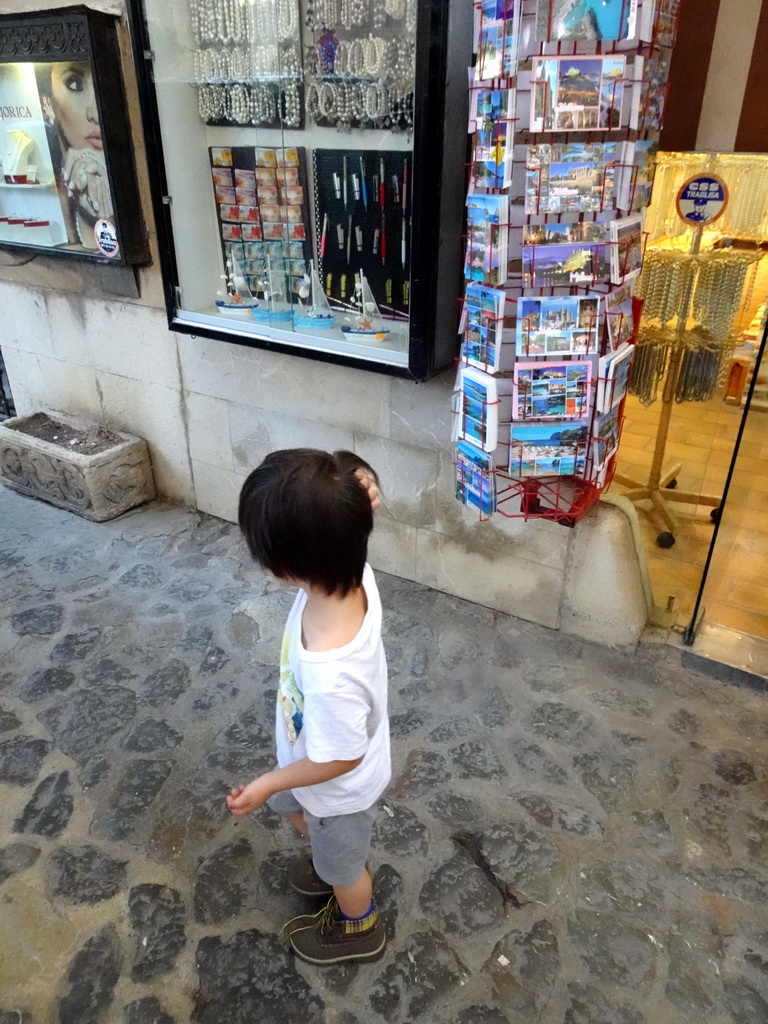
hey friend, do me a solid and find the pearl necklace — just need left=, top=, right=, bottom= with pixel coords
left=340, top=0, right=368, bottom=29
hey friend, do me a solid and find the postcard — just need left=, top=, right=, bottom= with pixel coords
left=211, top=147, right=233, bottom=167
left=513, top=360, right=592, bottom=420
left=266, top=240, right=289, bottom=257
left=592, top=406, right=621, bottom=469
left=516, top=295, right=600, bottom=357
left=597, top=341, right=633, bottom=411
left=477, top=0, right=521, bottom=81
left=258, top=185, right=279, bottom=204
left=509, top=419, right=589, bottom=478
left=531, top=55, right=626, bottom=133
left=523, top=221, right=608, bottom=247
left=224, top=241, right=245, bottom=262
left=242, top=223, right=263, bottom=241
left=653, top=0, right=679, bottom=47
left=212, top=168, right=233, bottom=188
left=236, top=188, right=257, bottom=206
left=284, top=205, right=303, bottom=224
left=215, top=186, right=236, bottom=205
left=535, top=0, right=638, bottom=41
left=219, top=204, right=241, bottom=223
left=288, top=223, right=306, bottom=240
left=235, top=169, right=256, bottom=189
left=245, top=241, right=265, bottom=259
left=609, top=214, right=643, bottom=284
left=255, top=149, right=278, bottom=168
left=639, top=54, right=668, bottom=132
left=255, top=168, right=277, bottom=186
left=282, top=185, right=304, bottom=204
left=631, top=140, right=657, bottom=210
left=276, top=167, right=301, bottom=187
left=289, top=241, right=305, bottom=259
left=525, top=142, right=620, bottom=215
left=456, top=439, right=497, bottom=515
left=462, top=283, right=507, bottom=371
left=523, top=241, right=608, bottom=288
left=458, top=366, right=514, bottom=452
left=465, top=193, right=509, bottom=288
left=606, top=282, right=635, bottom=348
left=471, top=86, right=516, bottom=191
left=221, top=223, right=242, bottom=241
left=238, top=206, right=260, bottom=223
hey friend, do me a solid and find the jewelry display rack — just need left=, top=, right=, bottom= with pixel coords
left=616, top=152, right=767, bottom=547
left=452, top=0, right=683, bottom=526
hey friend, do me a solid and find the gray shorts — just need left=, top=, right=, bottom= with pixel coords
left=268, top=791, right=378, bottom=888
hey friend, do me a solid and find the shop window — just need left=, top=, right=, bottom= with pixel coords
left=129, top=0, right=470, bottom=378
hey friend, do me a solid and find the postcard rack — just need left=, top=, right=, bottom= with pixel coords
left=452, top=0, right=681, bottom=525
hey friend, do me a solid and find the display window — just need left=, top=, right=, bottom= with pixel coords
left=612, top=151, right=768, bottom=645
left=0, top=7, right=148, bottom=265
left=129, top=0, right=467, bottom=377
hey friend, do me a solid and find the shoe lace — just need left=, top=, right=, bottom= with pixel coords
left=278, top=897, right=337, bottom=943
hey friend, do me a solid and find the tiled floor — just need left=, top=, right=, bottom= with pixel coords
left=611, top=390, right=768, bottom=639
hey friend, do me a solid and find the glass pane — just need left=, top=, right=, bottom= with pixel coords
left=687, top=317, right=768, bottom=641
left=142, top=0, right=418, bottom=366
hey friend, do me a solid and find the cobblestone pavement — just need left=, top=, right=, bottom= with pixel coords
left=1, top=485, right=768, bottom=1024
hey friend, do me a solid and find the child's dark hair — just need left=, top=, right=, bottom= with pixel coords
left=238, top=449, right=379, bottom=596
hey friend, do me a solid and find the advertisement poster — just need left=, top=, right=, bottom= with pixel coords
left=0, top=58, right=118, bottom=257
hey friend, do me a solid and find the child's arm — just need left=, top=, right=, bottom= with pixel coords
left=226, top=755, right=363, bottom=817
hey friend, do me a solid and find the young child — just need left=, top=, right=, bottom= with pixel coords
left=227, top=448, right=390, bottom=965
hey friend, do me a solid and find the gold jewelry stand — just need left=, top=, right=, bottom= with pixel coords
left=614, top=226, right=721, bottom=547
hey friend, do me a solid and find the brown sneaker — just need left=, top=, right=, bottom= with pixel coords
left=288, top=898, right=386, bottom=965
left=286, top=853, right=334, bottom=897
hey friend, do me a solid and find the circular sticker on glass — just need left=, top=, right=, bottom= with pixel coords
left=675, top=174, right=729, bottom=227
left=94, top=219, right=120, bottom=258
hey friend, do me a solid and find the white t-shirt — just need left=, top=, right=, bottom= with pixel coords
left=274, top=564, right=391, bottom=817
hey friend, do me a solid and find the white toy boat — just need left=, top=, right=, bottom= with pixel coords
left=215, top=254, right=258, bottom=319
left=251, top=255, right=292, bottom=324
left=341, top=272, right=390, bottom=342
left=293, top=260, right=336, bottom=330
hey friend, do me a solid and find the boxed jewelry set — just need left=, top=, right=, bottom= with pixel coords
left=454, top=0, right=682, bottom=520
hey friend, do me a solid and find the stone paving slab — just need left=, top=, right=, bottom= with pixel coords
left=1, top=486, right=768, bottom=1023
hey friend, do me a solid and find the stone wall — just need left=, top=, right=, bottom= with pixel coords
left=0, top=280, right=651, bottom=644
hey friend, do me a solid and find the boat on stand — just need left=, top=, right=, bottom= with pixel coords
left=215, top=254, right=258, bottom=318
left=293, top=260, right=336, bottom=330
left=341, top=272, right=391, bottom=342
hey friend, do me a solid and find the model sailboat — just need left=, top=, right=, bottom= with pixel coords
left=294, top=260, right=336, bottom=330
left=341, top=272, right=390, bottom=342
left=216, top=254, right=258, bottom=318
left=251, top=255, right=292, bottom=324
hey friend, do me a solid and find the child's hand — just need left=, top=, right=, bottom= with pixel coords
left=355, top=468, right=381, bottom=510
left=226, top=777, right=271, bottom=817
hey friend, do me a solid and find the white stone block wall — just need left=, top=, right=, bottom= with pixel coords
left=0, top=279, right=651, bottom=644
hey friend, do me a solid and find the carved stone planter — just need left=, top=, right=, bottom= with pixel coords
left=0, top=411, right=156, bottom=522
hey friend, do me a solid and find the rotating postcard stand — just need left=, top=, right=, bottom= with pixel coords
left=251, top=255, right=292, bottom=325
left=613, top=226, right=722, bottom=548
left=293, top=260, right=335, bottom=331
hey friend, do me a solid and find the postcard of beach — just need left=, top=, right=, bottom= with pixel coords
left=458, top=366, right=513, bottom=451
left=535, top=0, right=637, bottom=41
left=463, top=284, right=507, bottom=371
left=477, top=0, right=522, bottom=80
left=465, top=193, right=509, bottom=287
left=606, top=283, right=634, bottom=348
left=609, top=214, right=643, bottom=284
left=456, top=440, right=497, bottom=515
left=530, top=56, right=626, bottom=133
left=598, top=341, right=633, bottom=411
left=523, top=241, right=608, bottom=289
left=513, top=361, right=592, bottom=420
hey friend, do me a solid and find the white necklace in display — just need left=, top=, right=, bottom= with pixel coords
left=384, top=0, right=406, bottom=17
left=276, top=0, right=299, bottom=39
left=340, top=0, right=368, bottom=29
left=229, top=82, right=250, bottom=122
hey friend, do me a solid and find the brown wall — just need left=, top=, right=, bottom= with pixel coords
left=660, top=0, right=721, bottom=151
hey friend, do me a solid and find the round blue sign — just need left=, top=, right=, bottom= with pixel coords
left=675, top=174, right=729, bottom=226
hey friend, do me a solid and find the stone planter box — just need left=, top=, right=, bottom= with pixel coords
left=0, top=411, right=156, bottom=522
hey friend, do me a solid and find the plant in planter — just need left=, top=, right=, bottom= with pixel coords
left=0, top=411, right=156, bottom=522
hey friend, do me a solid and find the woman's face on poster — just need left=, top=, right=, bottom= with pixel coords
left=47, top=62, right=102, bottom=152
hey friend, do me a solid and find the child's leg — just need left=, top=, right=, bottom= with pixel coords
left=334, top=869, right=373, bottom=919
left=287, top=812, right=309, bottom=838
